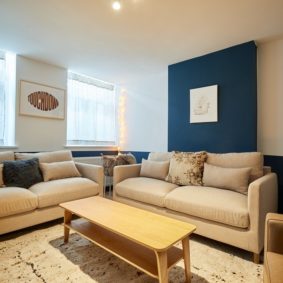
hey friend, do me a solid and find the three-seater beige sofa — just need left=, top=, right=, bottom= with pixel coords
left=0, top=150, right=103, bottom=235
left=113, top=152, right=278, bottom=262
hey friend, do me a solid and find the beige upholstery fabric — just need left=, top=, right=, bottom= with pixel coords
left=15, top=150, right=72, bottom=163
left=140, top=159, right=169, bottom=180
left=0, top=205, right=63, bottom=235
left=164, top=186, right=249, bottom=228
left=166, top=151, right=207, bottom=186
left=0, top=151, right=14, bottom=163
left=207, top=152, right=263, bottom=182
left=40, top=161, right=81, bottom=181
left=75, top=162, right=104, bottom=196
left=29, top=177, right=99, bottom=208
left=0, top=187, right=38, bottom=217
left=115, top=177, right=178, bottom=207
left=148, top=152, right=174, bottom=161
left=114, top=171, right=278, bottom=254
left=0, top=164, right=3, bottom=187
left=264, top=213, right=283, bottom=283
left=264, top=252, right=283, bottom=283
left=203, top=163, right=251, bottom=194
left=114, top=193, right=261, bottom=253
left=113, top=164, right=141, bottom=187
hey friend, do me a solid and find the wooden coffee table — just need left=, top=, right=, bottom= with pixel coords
left=60, top=196, right=196, bottom=283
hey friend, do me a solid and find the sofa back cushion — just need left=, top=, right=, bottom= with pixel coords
left=15, top=150, right=73, bottom=163
left=203, top=163, right=251, bottom=194
left=148, top=152, right=174, bottom=162
left=140, top=159, right=170, bottom=180
left=3, top=158, right=43, bottom=188
left=0, top=151, right=15, bottom=163
left=166, top=151, right=207, bottom=186
left=40, top=160, right=81, bottom=182
left=206, top=152, right=263, bottom=182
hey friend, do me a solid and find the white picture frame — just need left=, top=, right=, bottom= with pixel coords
left=20, top=80, right=65, bottom=120
left=190, top=85, right=218, bottom=123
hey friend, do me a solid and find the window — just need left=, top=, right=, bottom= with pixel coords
left=0, top=51, right=16, bottom=146
left=67, top=72, right=116, bottom=146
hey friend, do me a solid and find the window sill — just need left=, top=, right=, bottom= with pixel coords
left=0, top=145, right=18, bottom=149
left=64, top=145, right=118, bottom=151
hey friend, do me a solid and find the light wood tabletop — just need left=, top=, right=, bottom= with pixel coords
left=60, top=196, right=196, bottom=283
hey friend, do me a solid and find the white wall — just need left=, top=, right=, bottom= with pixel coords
left=12, top=56, right=168, bottom=153
left=120, top=71, right=168, bottom=152
left=257, top=38, right=283, bottom=156
left=15, top=56, right=67, bottom=151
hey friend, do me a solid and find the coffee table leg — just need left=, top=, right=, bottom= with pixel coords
left=64, top=210, right=72, bottom=243
left=155, top=251, right=168, bottom=283
left=182, top=236, right=191, bottom=283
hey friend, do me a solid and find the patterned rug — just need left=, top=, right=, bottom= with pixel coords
left=0, top=221, right=262, bottom=283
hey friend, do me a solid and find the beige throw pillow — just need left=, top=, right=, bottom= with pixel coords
left=140, top=159, right=170, bottom=180
left=40, top=161, right=81, bottom=182
left=203, top=163, right=251, bottom=194
left=166, top=151, right=207, bottom=186
left=0, top=164, right=4, bottom=187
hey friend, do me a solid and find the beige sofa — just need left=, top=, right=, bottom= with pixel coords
left=113, top=152, right=278, bottom=262
left=0, top=150, right=103, bottom=235
left=264, top=213, right=283, bottom=283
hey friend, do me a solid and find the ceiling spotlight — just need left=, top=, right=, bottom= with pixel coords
left=112, top=1, right=121, bottom=10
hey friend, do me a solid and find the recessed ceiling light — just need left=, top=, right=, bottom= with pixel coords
left=112, top=1, right=121, bottom=10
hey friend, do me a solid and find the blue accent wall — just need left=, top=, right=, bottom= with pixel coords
left=168, top=41, right=257, bottom=152
left=264, top=155, right=283, bottom=213
left=72, top=151, right=118, bottom=157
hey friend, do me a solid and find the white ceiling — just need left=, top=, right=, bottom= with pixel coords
left=1, top=0, right=283, bottom=85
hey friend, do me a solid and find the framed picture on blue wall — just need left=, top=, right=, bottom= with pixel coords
left=190, top=85, right=218, bottom=123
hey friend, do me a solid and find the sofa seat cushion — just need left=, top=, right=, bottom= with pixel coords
left=115, top=177, right=178, bottom=207
left=265, top=252, right=283, bottom=283
left=0, top=187, right=38, bottom=217
left=29, top=177, right=99, bottom=208
left=164, top=186, right=249, bottom=228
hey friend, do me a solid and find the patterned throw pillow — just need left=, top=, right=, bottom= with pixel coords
left=166, top=151, right=207, bottom=186
left=117, top=153, right=136, bottom=165
left=102, top=153, right=137, bottom=176
left=3, top=158, right=43, bottom=188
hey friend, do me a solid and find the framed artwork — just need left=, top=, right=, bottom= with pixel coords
left=20, top=80, right=65, bottom=119
left=190, top=85, right=218, bottom=123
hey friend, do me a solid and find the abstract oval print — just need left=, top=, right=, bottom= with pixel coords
left=28, top=91, right=59, bottom=111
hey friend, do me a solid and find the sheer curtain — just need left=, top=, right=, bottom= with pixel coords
left=67, top=72, right=116, bottom=145
left=0, top=52, right=16, bottom=146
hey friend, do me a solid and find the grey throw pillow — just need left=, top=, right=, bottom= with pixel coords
left=3, top=158, right=43, bottom=188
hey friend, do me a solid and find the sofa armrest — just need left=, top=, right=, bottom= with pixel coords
left=113, top=164, right=141, bottom=187
left=75, top=162, right=104, bottom=196
left=248, top=173, right=278, bottom=252
left=265, top=213, right=283, bottom=255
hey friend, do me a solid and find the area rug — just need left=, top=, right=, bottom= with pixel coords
left=0, top=222, right=262, bottom=283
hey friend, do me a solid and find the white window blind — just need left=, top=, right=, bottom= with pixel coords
left=0, top=52, right=16, bottom=146
left=67, top=72, right=116, bottom=146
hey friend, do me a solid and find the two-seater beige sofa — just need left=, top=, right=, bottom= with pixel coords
left=0, top=150, right=103, bottom=235
left=113, top=152, right=278, bottom=262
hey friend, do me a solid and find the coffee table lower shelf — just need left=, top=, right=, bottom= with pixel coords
left=65, top=218, right=184, bottom=279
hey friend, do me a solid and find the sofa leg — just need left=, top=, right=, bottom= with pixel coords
left=253, top=253, right=260, bottom=264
